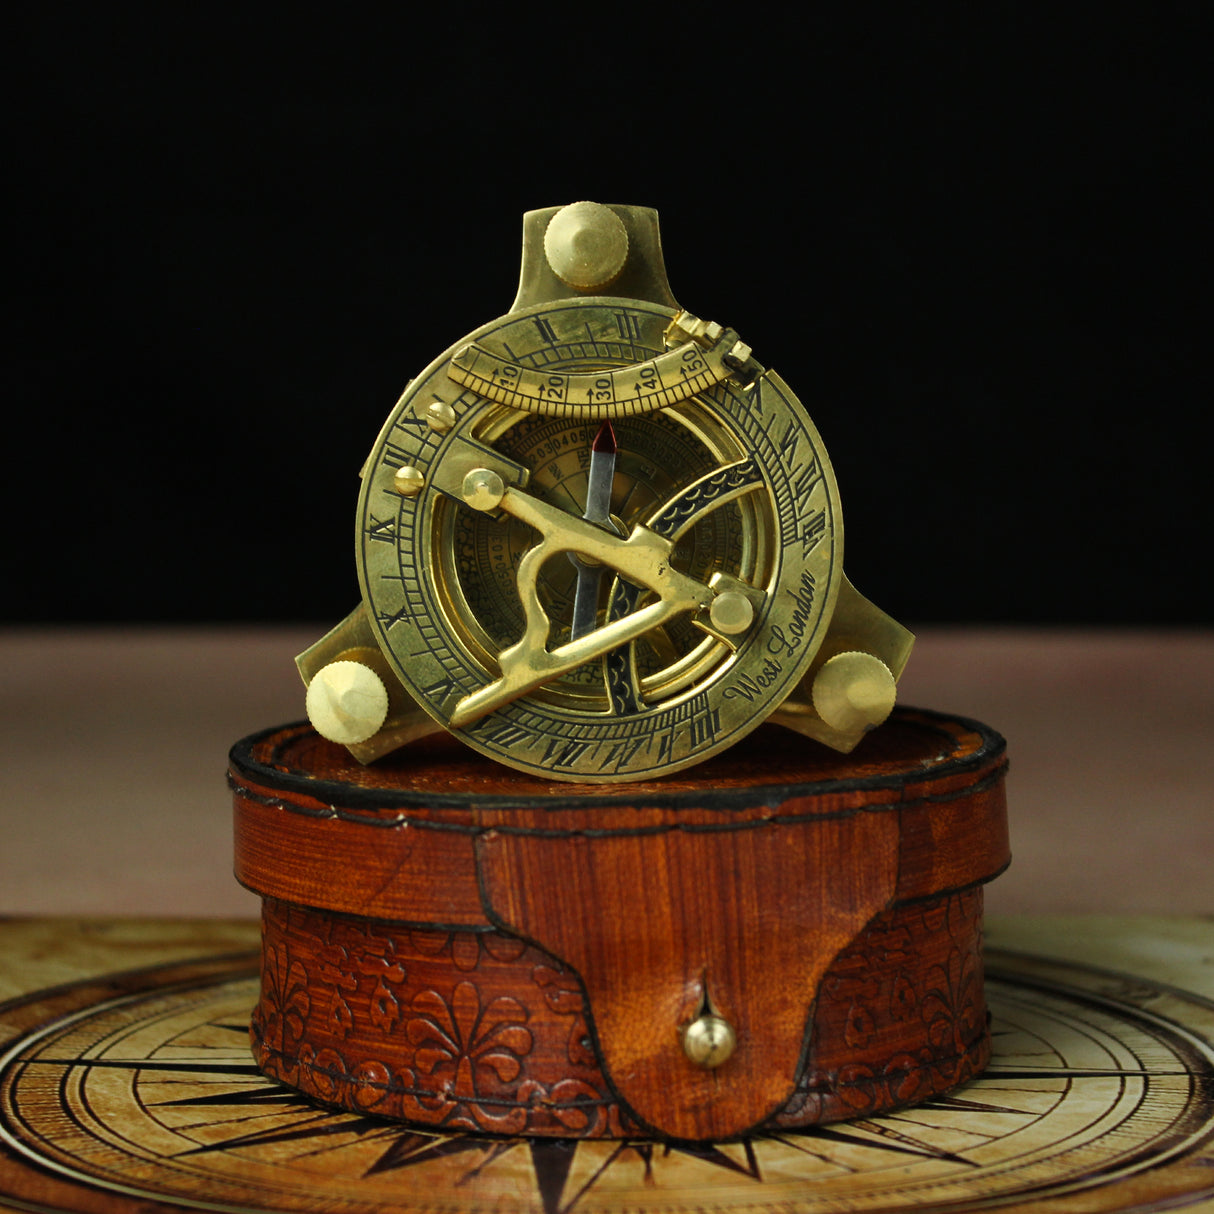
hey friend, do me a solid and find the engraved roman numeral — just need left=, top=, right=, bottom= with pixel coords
left=778, top=419, right=802, bottom=467
left=533, top=316, right=558, bottom=345
left=603, top=735, right=647, bottom=771
left=688, top=706, right=721, bottom=751
left=655, top=729, right=674, bottom=767
left=799, top=507, right=827, bottom=556
left=614, top=311, right=643, bottom=342
left=473, top=719, right=531, bottom=748
left=791, top=455, right=822, bottom=501
left=749, top=376, right=766, bottom=413
left=366, top=516, right=397, bottom=543
left=383, top=441, right=417, bottom=469
left=376, top=604, right=411, bottom=628
left=420, top=675, right=460, bottom=709
left=541, top=736, right=592, bottom=768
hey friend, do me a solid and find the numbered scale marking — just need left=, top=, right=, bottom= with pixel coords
left=3, top=948, right=1213, bottom=1214
left=446, top=324, right=741, bottom=418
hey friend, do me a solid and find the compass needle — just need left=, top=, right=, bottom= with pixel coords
left=570, top=419, right=620, bottom=642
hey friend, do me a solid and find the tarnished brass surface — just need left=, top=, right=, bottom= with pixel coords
left=298, top=202, right=913, bottom=781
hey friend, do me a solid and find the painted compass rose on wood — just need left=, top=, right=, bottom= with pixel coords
left=1, top=922, right=1212, bottom=1213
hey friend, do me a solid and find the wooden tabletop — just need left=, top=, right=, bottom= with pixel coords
left=0, top=626, right=1210, bottom=920
left=1, top=914, right=1211, bottom=1214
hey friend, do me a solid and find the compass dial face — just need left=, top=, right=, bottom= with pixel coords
left=2, top=948, right=1213, bottom=1214
left=357, top=299, right=841, bottom=782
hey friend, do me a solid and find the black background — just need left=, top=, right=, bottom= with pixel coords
left=8, top=7, right=1209, bottom=626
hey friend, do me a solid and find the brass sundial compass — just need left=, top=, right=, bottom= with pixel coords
left=296, top=201, right=912, bottom=782
left=2, top=923, right=1213, bottom=1214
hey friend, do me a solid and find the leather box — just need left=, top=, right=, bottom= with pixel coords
left=230, top=707, right=1008, bottom=1141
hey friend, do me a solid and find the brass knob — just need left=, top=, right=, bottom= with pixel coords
left=682, top=1012, right=737, bottom=1069
left=544, top=201, right=629, bottom=291
left=305, top=660, right=389, bottom=745
left=811, top=651, right=896, bottom=733
left=392, top=465, right=425, bottom=497
left=462, top=468, right=506, bottom=512
left=424, top=400, right=456, bottom=433
left=709, top=590, right=754, bottom=636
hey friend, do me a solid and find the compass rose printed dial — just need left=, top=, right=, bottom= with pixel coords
left=357, top=299, right=841, bottom=782
left=2, top=946, right=1213, bottom=1214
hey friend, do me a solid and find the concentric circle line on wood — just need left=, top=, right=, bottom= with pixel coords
left=2, top=943, right=1213, bottom=1214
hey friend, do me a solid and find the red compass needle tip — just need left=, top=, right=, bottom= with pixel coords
left=592, top=420, right=617, bottom=455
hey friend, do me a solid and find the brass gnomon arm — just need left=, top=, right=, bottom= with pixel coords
left=449, top=461, right=765, bottom=727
